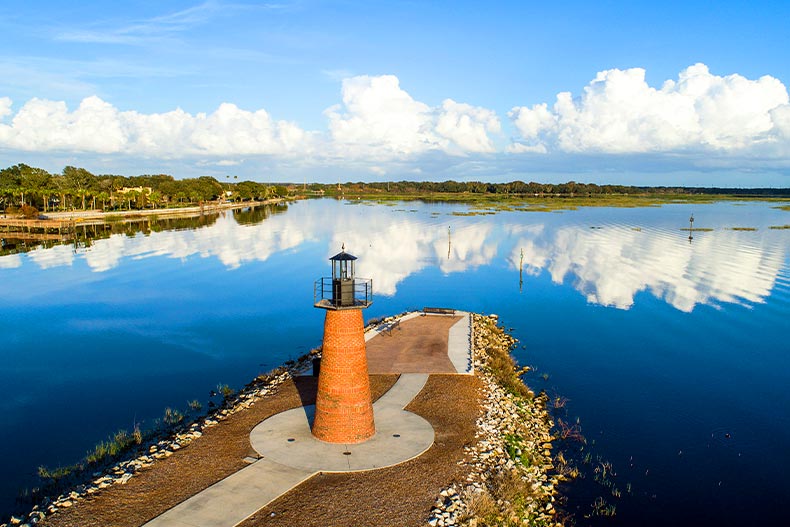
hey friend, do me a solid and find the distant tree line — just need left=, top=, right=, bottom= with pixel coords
left=3, top=163, right=787, bottom=215
left=310, top=180, right=790, bottom=197
left=0, top=164, right=283, bottom=214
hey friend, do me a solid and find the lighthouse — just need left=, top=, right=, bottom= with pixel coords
left=312, top=245, right=375, bottom=443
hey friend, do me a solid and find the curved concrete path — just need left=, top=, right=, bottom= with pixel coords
left=250, top=373, right=433, bottom=472
left=144, top=374, right=433, bottom=527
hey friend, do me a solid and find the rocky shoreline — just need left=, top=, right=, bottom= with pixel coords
left=5, top=313, right=565, bottom=527
left=427, top=314, right=564, bottom=527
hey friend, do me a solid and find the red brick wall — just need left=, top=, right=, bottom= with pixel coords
left=312, top=308, right=376, bottom=443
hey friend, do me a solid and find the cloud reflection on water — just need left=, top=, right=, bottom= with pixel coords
left=510, top=225, right=785, bottom=312
left=338, top=222, right=497, bottom=295
left=2, top=203, right=785, bottom=312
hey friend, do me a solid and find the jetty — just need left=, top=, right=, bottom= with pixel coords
left=25, top=312, right=561, bottom=527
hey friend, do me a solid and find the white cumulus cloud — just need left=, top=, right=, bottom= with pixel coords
left=509, top=63, right=790, bottom=156
left=326, top=75, right=501, bottom=158
left=0, top=75, right=500, bottom=162
left=0, top=97, right=13, bottom=120
left=0, top=97, right=312, bottom=157
left=325, top=75, right=437, bottom=156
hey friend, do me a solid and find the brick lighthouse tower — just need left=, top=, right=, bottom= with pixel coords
left=312, top=245, right=375, bottom=443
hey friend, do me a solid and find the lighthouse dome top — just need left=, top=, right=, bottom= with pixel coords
left=329, top=250, right=357, bottom=261
left=329, top=243, right=357, bottom=262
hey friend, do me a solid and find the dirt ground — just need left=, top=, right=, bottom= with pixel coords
left=241, top=374, right=481, bottom=527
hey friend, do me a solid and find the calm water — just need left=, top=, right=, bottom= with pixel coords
left=1, top=198, right=788, bottom=525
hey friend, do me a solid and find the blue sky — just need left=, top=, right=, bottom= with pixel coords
left=1, top=0, right=789, bottom=186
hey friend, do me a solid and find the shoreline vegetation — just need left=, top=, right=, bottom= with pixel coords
left=426, top=314, right=567, bottom=527
left=4, top=313, right=569, bottom=527
left=2, top=163, right=789, bottom=223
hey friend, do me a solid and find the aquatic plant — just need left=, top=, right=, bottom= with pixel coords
left=552, top=395, right=569, bottom=410
left=37, top=464, right=78, bottom=481
left=217, top=383, right=236, bottom=400
left=586, top=496, right=617, bottom=518
left=187, top=399, right=202, bottom=412
left=163, top=407, right=184, bottom=426
left=557, top=418, right=586, bottom=443
left=132, top=423, right=143, bottom=444
left=554, top=451, right=581, bottom=480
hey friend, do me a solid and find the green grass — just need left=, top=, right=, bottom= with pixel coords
left=450, top=210, right=495, bottom=216
left=338, top=192, right=790, bottom=213
left=503, top=433, right=536, bottom=467
left=85, top=429, right=140, bottom=464
left=37, top=464, right=80, bottom=481
left=483, top=340, right=533, bottom=398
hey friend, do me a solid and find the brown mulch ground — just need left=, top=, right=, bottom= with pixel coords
left=241, top=374, right=482, bottom=527
left=41, top=375, right=399, bottom=527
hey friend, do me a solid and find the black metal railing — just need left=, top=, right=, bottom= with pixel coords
left=313, top=277, right=373, bottom=309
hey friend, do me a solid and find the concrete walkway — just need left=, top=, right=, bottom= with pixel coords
left=250, top=373, right=432, bottom=472
left=141, top=459, right=313, bottom=527
left=143, top=374, right=433, bottom=527
left=143, top=311, right=472, bottom=527
left=448, top=313, right=473, bottom=374
left=366, top=311, right=472, bottom=374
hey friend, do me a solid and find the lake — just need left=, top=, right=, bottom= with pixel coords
left=1, top=198, right=788, bottom=525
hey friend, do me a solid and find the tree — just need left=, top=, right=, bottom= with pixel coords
left=21, top=165, right=52, bottom=211
left=51, top=175, right=68, bottom=210
left=63, top=166, right=95, bottom=210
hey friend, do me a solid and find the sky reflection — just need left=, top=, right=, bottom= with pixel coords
left=2, top=201, right=786, bottom=312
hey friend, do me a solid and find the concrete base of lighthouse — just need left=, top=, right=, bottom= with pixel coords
left=312, top=308, right=376, bottom=443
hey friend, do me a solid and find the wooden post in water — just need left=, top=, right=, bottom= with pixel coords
left=689, top=213, right=694, bottom=242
